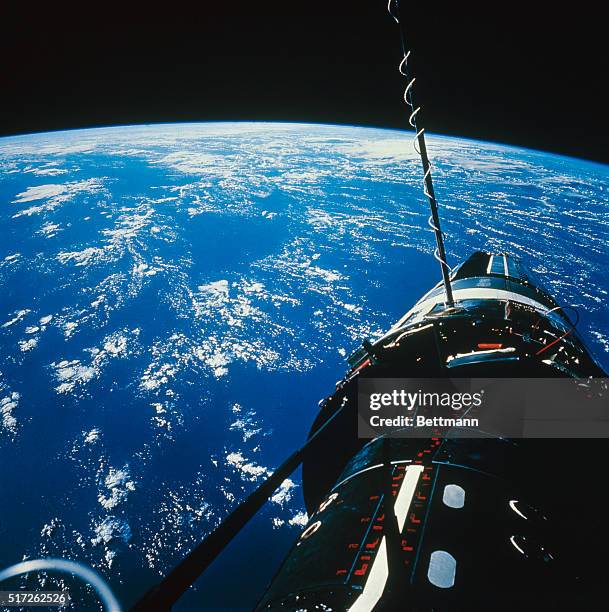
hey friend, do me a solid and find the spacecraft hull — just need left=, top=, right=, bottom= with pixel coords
left=256, top=252, right=606, bottom=610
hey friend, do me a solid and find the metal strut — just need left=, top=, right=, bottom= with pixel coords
left=388, top=0, right=455, bottom=307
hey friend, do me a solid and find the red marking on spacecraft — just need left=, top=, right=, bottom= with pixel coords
left=366, top=537, right=380, bottom=550
left=401, top=538, right=413, bottom=549
left=353, top=358, right=371, bottom=374
left=354, top=563, right=369, bottom=576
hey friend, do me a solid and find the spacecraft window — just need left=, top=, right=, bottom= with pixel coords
left=427, top=550, right=456, bottom=588
left=442, top=484, right=465, bottom=508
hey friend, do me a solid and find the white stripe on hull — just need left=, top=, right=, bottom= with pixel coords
left=348, top=465, right=424, bottom=611
left=486, top=255, right=494, bottom=274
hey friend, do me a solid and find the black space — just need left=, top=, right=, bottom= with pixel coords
left=2, top=4, right=608, bottom=164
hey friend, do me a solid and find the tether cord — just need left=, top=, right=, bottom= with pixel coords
left=130, top=397, right=349, bottom=611
left=388, top=0, right=455, bottom=307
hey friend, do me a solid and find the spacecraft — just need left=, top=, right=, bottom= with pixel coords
left=254, top=251, right=606, bottom=610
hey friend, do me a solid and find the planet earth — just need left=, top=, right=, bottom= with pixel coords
left=1, top=122, right=608, bottom=609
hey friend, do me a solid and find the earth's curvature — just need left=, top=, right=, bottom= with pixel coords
left=1, top=122, right=608, bottom=608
